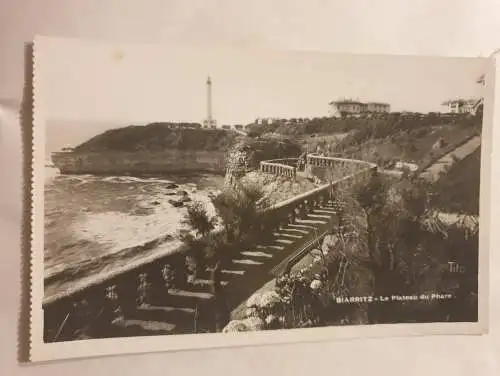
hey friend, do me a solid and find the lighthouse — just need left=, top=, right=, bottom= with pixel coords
left=203, top=76, right=217, bottom=128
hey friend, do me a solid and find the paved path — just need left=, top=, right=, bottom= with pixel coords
left=232, top=129, right=247, bottom=136
left=420, top=136, right=481, bottom=181
left=378, top=136, right=481, bottom=182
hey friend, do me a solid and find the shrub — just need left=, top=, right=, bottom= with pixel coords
left=224, top=169, right=479, bottom=331
left=352, top=174, right=478, bottom=323
left=181, top=180, right=271, bottom=270
left=210, top=181, right=270, bottom=244
left=182, top=200, right=217, bottom=237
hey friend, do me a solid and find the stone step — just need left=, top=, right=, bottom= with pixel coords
left=279, top=227, right=309, bottom=235
left=220, top=269, right=246, bottom=276
left=110, top=317, right=178, bottom=336
left=272, top=232, right=304, bottom=239
left=232, top=258, right=265, bottom=266
left=307, top=213, right=333, bottom=220
left=274, top=238, right=296, bottom=245
left=296, top=218, right=328, bottom=225
left=184, top=278, right=229, bottom=293
left=164, top=288, right=214, bottom=309
left=192, top=278, right=229, bottom=287
left=126, top=304, right=197, bottom=327
left=141, top=305, right=196, bottom=315
left=240, top=250, right=274, bottom=259
left=313, top=209, right=337, bottom=215
left=286, top=223, right=318, bottom=231
left=168, top=289, right=214, bottom=300
left=256, top=244, right=285, bottom=251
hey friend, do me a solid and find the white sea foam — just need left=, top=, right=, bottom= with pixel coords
left=44, top=166, right=60, bottom=184
left=44, top=171, right=225, bottom=298
left=101, top=176, right=175, bottom=184
left=73, top=182, right=218, bottom=256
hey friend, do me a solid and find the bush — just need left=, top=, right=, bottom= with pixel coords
left=182, top=200, right=217, bottom=237
left=210, top=181, right=270, bottom=244
left=352, top=174, right=478, bottom=323
left=224, top=171, right=479, bottom=330
left=180, top=180, right=272, bottom=271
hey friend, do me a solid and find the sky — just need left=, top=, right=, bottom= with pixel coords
left=37, top=37, right=490, bottom=152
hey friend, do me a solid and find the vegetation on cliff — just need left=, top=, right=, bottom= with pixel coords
left=246, top=112, right=482, bottom=170
left=181, top=181, right=273, bottom=277
left=74, top=122, right=241, bottom=152
left=223, top=173, right=479, bottom=332
left=229, top=137, right=302, bottom=169
left=333, top=115, right=481, bottom=169
left=239, top=171, right=317, bottom=206
left=246, top=112, right=476, bottom=138
left=72, top=123, right=303, bottom=165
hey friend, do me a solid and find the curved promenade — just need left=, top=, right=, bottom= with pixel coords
left=43, top=154, right=377, bottom=342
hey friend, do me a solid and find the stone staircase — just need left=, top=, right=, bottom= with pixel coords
left=103, top=202, right=339, bottom=337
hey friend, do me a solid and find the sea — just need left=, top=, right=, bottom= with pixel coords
left=44, top=163, right=224, bottom=299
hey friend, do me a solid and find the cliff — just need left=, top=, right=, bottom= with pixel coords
left=224, top=138, right=302, bottom=186
left=51, top=149, right=228, bottom=175
left=52, top=123, right=302, bottom=176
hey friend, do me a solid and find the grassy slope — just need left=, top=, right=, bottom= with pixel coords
left=335, top=120, right=480, bottom=167
left=431, top=146, right=481, bottom=215
left=247, top=114, right=481, bottom=169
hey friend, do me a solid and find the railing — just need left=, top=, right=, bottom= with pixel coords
left=43, top=244, right=193, bottom=342
left=307, top=154, right=374, bottom=168
left=259, top=158, right=299, bottom=179
left=43, top=154, right=376, bottom=342
left=261, top=156, right=377, bottom=274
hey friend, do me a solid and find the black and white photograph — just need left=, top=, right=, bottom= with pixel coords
left=31, top=37, right=492, bottom=361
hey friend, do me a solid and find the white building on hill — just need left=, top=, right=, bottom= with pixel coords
left=329, top=99, right=391, bottom=118
left=441, top=98, right=481, bottom=115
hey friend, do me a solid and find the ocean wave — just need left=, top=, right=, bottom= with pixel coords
left=44, top=233, right=178, bottom=288
left=101, top=176, right=175, bottom=184
left=44, top=173, right=224, bottom=298
left=44, top=238, right=186, bottom=301
left=44, top=166, right=60, bottom=184
left=50, top=174, right=95, bottom=185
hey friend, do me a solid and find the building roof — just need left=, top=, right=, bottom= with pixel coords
left=443, top=98, right=479, bottom=106
left=329, top=99, right=389, bottom=106
left=366, top=101, right=390, bottom=106
left=329, top=99, right=364, bottom=105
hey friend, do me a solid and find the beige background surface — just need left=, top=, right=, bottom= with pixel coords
left=1, top=0, right=499, bottom=374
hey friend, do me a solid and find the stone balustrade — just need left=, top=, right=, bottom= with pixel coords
left=268, top=157, right=377, bottom=273
left=259, top=158, right=298, bottom=179
left=42, top=248, right=193, bottom=342
left=42, top=154, right=376, bottom=342
left=307, top=154, right=372, bottom=169
left=261, top=156, right=376, bottom=239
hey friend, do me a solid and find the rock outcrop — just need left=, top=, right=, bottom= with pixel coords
left=224, top=143, right=252, bottom=187
left=223, top=138, right=302, bottom=188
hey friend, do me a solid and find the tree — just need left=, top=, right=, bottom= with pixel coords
left=346, top=174, right=444, bottom=321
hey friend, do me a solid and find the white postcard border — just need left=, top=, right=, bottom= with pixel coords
left=29, top=36, right=495, bottom=363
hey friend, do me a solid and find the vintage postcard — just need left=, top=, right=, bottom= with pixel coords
left=30, top=36, right=494, bottom=362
